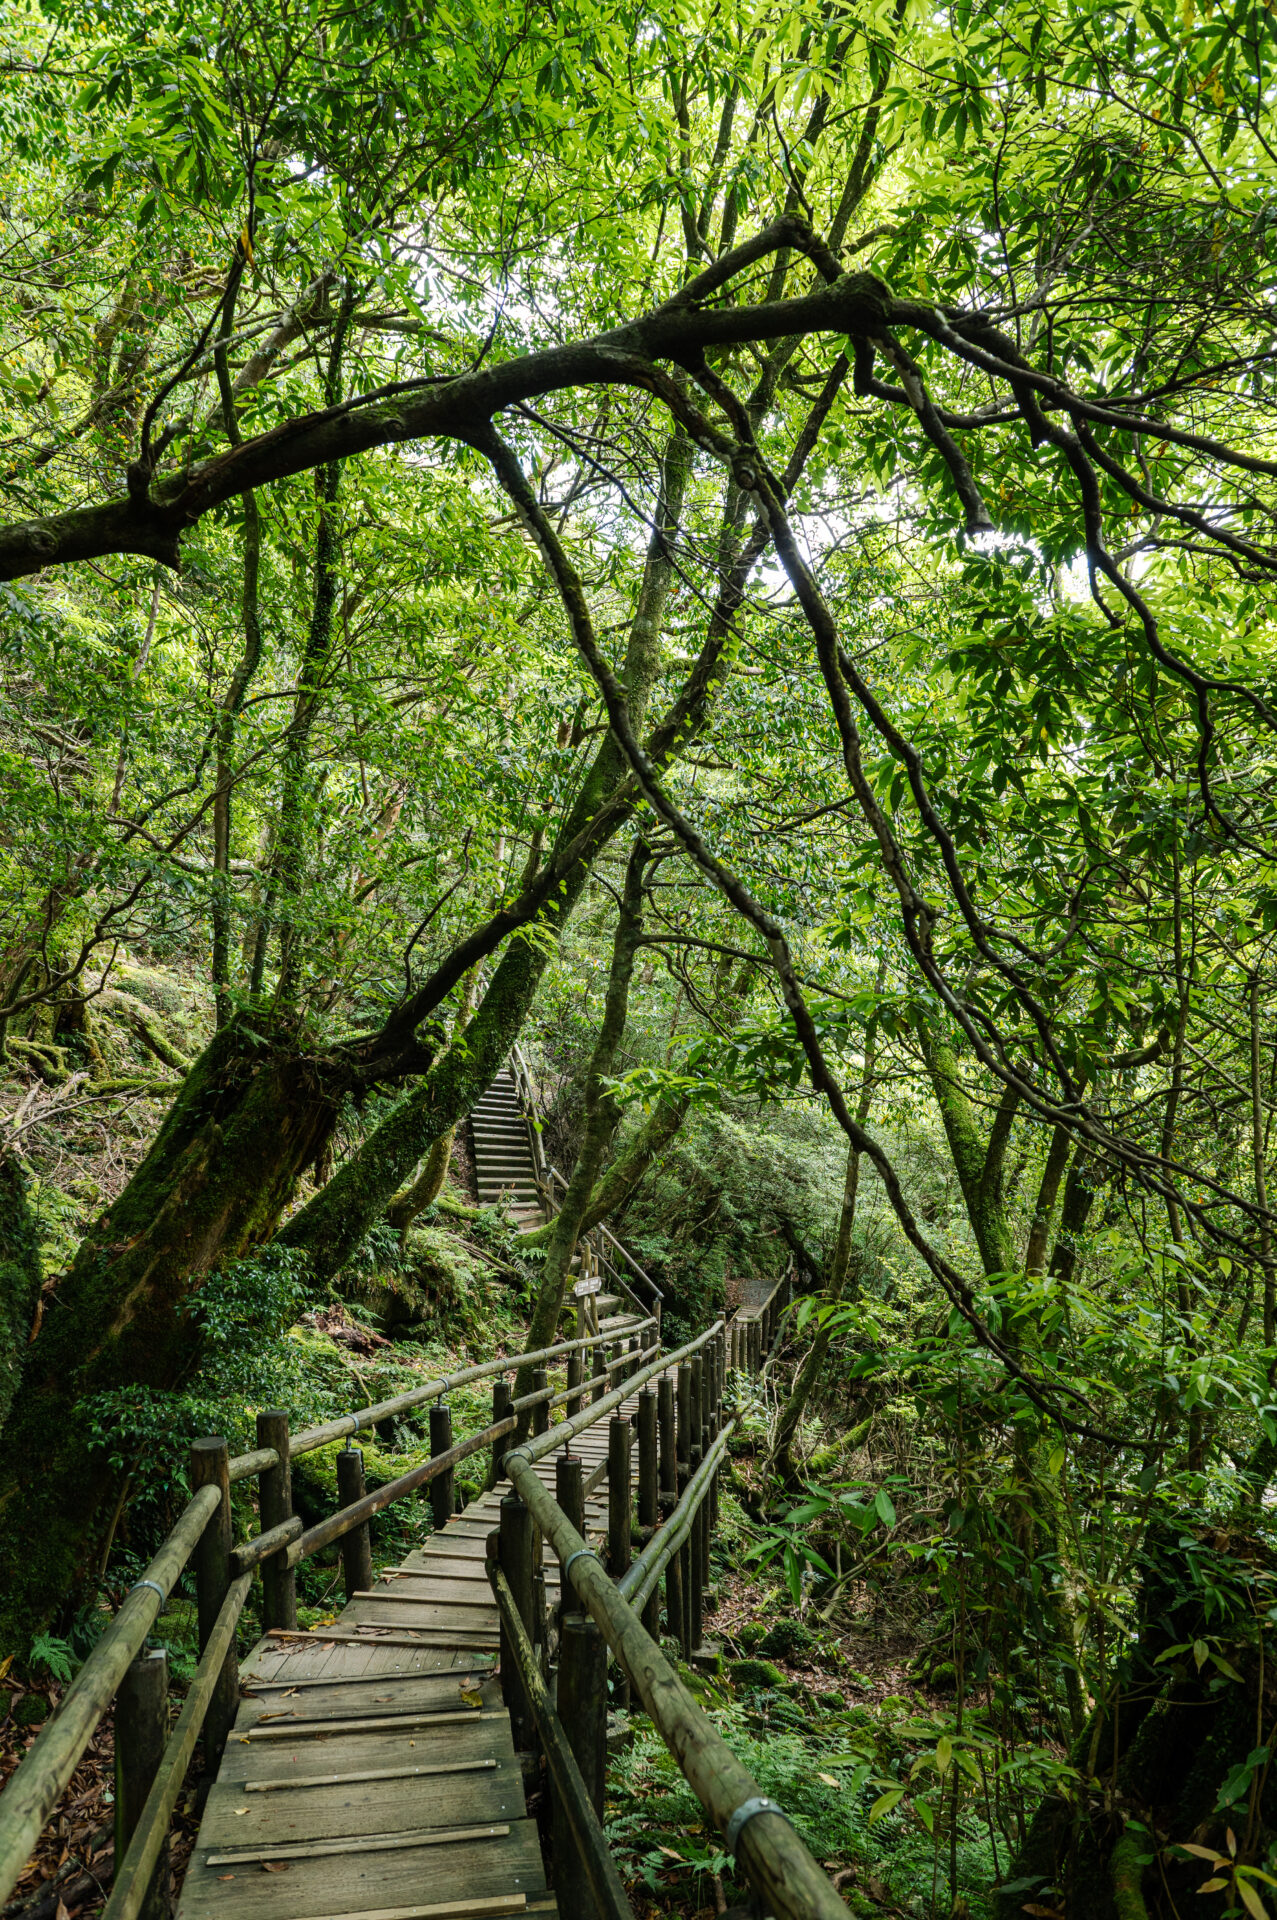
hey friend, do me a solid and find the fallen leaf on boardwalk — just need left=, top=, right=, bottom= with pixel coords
left=459, top=1689, right=483, bottom=1708
left=217, top=1876, right=235, bottom=1883
left=234, top=1809, right=249, bottom=1816
left=260, top=1862, right=290, bottom=1873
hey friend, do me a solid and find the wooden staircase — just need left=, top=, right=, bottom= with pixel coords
left=468, top=1068, right=543, bottom=1229
left=469, top=1066, right=640, bottom=1332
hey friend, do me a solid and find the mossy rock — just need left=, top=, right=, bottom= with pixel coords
left=114, top=965, right=190, bottom=1017
left=13, top=1693, right=48, bottom=1727
left=736, top=1621, right=766, bottom=1651
left=759, top=1618, right=817, bottom=1663
left=816, top=1689, right=845, bottom=1710
left=729, top=1657, right=786, bottom=1691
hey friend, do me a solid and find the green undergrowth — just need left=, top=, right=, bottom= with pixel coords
left=39, top=1193, right=543, bottom=1687
left=608, top=1676, right=1001, bottom=1919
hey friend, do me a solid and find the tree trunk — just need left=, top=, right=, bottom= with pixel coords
left=770, top=989, right=881, bottom=1490
left=0, top=1150, right=41, bottom=1434
left=0, top=1021, right=341, bottom=1647
left=515, top=837, right=649, bottom=1406
left=384, top=967, right=481, bottom=1234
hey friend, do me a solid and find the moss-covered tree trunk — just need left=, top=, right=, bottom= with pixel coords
left=915, top=1014, right=1087, bottom=1734
left=0, top=1021, right=341, bottom=1647
left=514, top=837, right=649, bottom=1407
left=0, top=1149, right=41, bottom=1434
left=770, top=988, right=881, bottom=1489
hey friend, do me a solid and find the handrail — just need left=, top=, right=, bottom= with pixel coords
left=0, top=1484, right=219, bottom=1902
left=545, top=1160, right=661, bottom=1313
left=277, top=1319, right=645, bottom=1463
left=619, top=1419, right=735, bottom=1611
left=506, top=1320, right=723, bottom=1471
left=597, top=1217, right=664, bottom=1301
left=487, top=1563, right=635, bottom=1920
left=235, top=1331, right=657, bottom=1571
left=502, top=1449, right=849, bottom=1920
left=102, top=1572, right=252, bottom=1920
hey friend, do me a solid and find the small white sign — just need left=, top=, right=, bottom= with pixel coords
left=573, top=1276, right=602, bottom=1296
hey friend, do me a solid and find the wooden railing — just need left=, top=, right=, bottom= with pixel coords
left=1, top=1272, right=830, bottom=1920
left=0, top=1319, right=655, bottom=1920
left=726, top=1265, right=792, bottom=1373
left=489, top=1314, right=850, bottom=1920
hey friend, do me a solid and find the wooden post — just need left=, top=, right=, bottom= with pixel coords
left=607, top=1418, right=632, bottom=1579
left=115, top=1648, right=169, bottom=1920
left=555, top=1450, right=585, bottom=1635
left=637, top=1389, right=659, bottom=1638
left=256, top=1409, right=296, bottom=1633
left=533, top=1366, right=550, bottom=1437
left=689, top=1445, right=705, bottom=1653
left=693, top=1357, right=712, bottom=1585
left=492, top=1377, right=513, bottom=1483
left=675, top=1365, right=693, bottom=1653
left=607, top=1416, right=632, bottom=1708
left=336, top=1447, right=374, bottom=1601
left=657, top=1375, right=677, bottom=1507
left=566, top=1348, right=583, bottom=1417
left=556, top=1452, right=586, bottom=1541
left=555, top=1611, right=608, bottom=1915
left=498, top=1491, right=538, bottom=1752
left=590, top=1344, right=607, bottom=1403
left=657, top=1372, right=682, bottom=1650
left=189, top=1437, right=237, bottom=1770
left=429, top=1403, right=454, bottom=1529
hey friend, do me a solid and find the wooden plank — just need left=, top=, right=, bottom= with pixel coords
left=227, top=1724, right=512, bottom=1786
left=198, top=1764, right=523, bottom=1847
left=262, top=1629, right=499, bottom=1653
left=241, top=1670, right=498, bottom=1700
left=179, top=1817, right=546, bottom=1919
left=205, top=1820, right=510, bottom=1866
left=290, top=1898, right=527, bottom=1920
left=244, top=1762, right=496, bottom=1792
left=245, top=1710, right=502, bottom=1740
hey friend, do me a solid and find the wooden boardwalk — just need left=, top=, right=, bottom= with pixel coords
left=177, top=1418, right=617, bottom=1920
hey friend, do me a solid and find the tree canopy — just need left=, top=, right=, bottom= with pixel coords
left=2, top=0, right=1277, bottom=1910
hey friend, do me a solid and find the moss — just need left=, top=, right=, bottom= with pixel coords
left=816, top=1690, right=845, bottom=1709
left=13, top=1693, right=49, bottom=1728
left=729, top=1657, right=786, bottom=1691
left=0, top=1151, right=41, bottom=1429
left=736, top=1621, right=766, bottom=1651
left=759, top=1618, right=817, bottom=1663
left=0, top=1021, right=343, bottom=1648
left=115, top=965, right=190, bottom=1019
